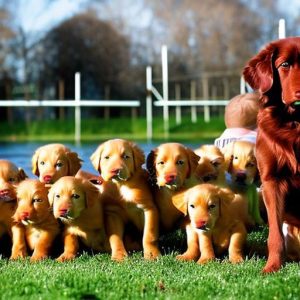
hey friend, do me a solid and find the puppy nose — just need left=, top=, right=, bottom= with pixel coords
left=165, top=174, right=176, bottom=184
left=20, top=212, right=29, bottom=220
left=59, top=209, right=68, bottom=217
left=195, top=220, right=207, bottom=229
left=111, top=168, right=121, bottom=175
left=0, top=189, right=9, bottom=197
left=236, top=171, right=246, bottom=182
left=43, top=175, right=53, bottom=184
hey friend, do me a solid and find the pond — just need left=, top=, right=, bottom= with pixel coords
left=0, top=141, right=205, bottom=178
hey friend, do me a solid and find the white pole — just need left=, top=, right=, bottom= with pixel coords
left=146, top=66, right=153, bottom=142
left=75, top=72, right=81, bottom=145
left=162, top=45, right=169, bottom=138
left=240, top=76, right=246, bottom=94
left=279, top=19, right=286, bottom=39
left=175, top=83, right=182, bottom=125
left=190, top=80, right=197, bottom=123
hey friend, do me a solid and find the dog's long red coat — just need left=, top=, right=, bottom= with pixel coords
left=243, top=37, right=300, bottom=273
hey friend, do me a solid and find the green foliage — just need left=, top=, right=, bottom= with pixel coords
left=0, top=116, right=226, bottom=142
left=0, top=228, right=299, bottom=299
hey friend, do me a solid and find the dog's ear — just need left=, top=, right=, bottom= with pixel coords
left=47, top=185, right=55, bottom=208
left=32, top=148, right=40, bottom=176
left=243, top=43, right=275, bottom=94
left=217, top=187, right=234, bottom=217
left=90, top=144, right=104, bottom=174
left=131, top=142, right=145, bottom=170
left=82, top=179, right=100, bottom=208
left=146, top=149, right=157, bottom=185
left=221, top=142, right=235, bottom=173
left=66, top=151, right=82, bottom=175
left=186, top=148, right=200, bottom=178
left=17, top=168, right=28, bottom=181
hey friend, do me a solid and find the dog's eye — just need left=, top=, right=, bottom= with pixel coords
left=8, top=177, right=16, bottom=183
left=176, top=160, right=184, bottom=165
left=189, top=204, right=195, bottom=209
left=104, top=156, right=110, bottom=160
left=234, top=156, right=238, bottom=160
left=72, top=194, right=80, bottom=199
left=40, top=161, right=45, bottom=165
left=211, top=160, right=220, bottom=167
left=208, top=204, right=216, bottom=210
left=55, top=162, right=64, bottom=168
left=280, top=61, right=290, bottom=68
left=123, top=154, right=130, bottom=159
left=157, top=161, right=165, bottom=165
left=32, top=198, right=42, bottom=203
left=55, top=194, right=60, bottom=199
left=246, top=162, right=255, bottom=168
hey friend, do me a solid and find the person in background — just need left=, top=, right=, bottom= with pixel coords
left=214, top=93, right=259, bottom=148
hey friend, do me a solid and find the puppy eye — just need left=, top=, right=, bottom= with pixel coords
left=8, top=177, right=16, bottom=183
left=157, top=161, right=164, bottom=165
left=55, top=194, right=60, bottom=199
left=32, top=198, right=42, bottom=203
left=246, top=162, right=255, bottom=168
left=40, top=161, right=45, bottom=165
left=234, top=156, right=238, bottom=160
left=104, top=156, right=110, bottom=160
left=208, top=204, right=216, bottom=210
left=176, top=160, right=184, bottom=165
left=123, top=154, right=130, bottom=159
left=72, top=194, right=80, bottom=199
left=211, top=161, right=220, bottom=167
left=189, top=204, right=195, bottom=209
left=55, top=162, right=64, bottom=168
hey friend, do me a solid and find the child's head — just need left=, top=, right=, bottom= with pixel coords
left=225, top=93, right=259, bottom=129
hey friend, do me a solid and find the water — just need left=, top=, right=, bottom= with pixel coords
left=0, top=141, right=202, bottom=178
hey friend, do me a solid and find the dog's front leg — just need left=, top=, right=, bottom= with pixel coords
left=176, top=220, right=199, bottom=261
left=57, top=232, right=78, bottom=262
left=10, top=224, right=27, bottom=260
left=262, top=180, right=285, bottom=273
left=142, top=206, right=161, bottom=260
left=228, top=223, right=247, bottom=263
left=106, top=212, right=128, bottom=261
left=197, top=232, right=215, bottom=264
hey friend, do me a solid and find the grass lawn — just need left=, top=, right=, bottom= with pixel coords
left=0, top=116, right=226, bottom=142
left=0, top=228, right=299, bottom=300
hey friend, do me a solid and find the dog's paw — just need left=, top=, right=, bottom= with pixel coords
left=111, top=250, right=128, bottom=262
left=176, top=252, right=198, bottom=261
left=197, top=256, right=214, bottom=264
left=10, top=249, right=27, bottom=260
left=229, top=254, right=244, bottom=264
left=56, top=253, right=76, bottom=262
left=30, top=253, right=48, bottom=262
left=144, top=248, right=161, bottom=260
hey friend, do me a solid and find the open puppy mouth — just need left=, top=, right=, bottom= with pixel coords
left=290, top=101, right=300, bottom=109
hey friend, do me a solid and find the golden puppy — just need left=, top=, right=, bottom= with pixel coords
left=11, top=179, right=59, bottom=261
left=146, top=143, right=200, bottom=261
left=49, top=176, right=107, bottom=261
left=222, top=141, right=263, bottom=227
left=283, top=223, right=300, bottom=262
left=195, top=145, right=227, bottom=185
left=32, top=143, right=82, bottom=184
left=0, top=160, right=27, bottom=246
left=90, top=138, right=160, bottom=261
left=184, top=184, right=247, bottom=264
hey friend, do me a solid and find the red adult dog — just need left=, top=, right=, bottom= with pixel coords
left=243, top=37, right=300, bottom=273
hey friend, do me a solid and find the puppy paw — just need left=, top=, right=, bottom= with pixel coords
left=262, top=260, right=282, bottom=274
left=229, top=254, right=244, bottom=264
left=30, top=253, right=48, bottom=262
left=176, top=252, right=198, bottom=262
left=197, top=256, right=214, bottom=264
left=144, top=248, right=161, bottom=260
left=111, top=251, right=128, bottom=262
left=10, top=249, right=27, bottom=260
left=56, top=253, right=76, bottom=262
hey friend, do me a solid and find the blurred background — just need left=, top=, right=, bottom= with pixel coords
left=1, top=0, right=300, bottom=142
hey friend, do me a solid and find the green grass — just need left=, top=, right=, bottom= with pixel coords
left=0, top=228, right=299, bottom=300
left=0, top=116, right=226, bottom=142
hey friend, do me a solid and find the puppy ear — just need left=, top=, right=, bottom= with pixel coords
left=66, top=151, right=82, bottom=175
left=32, top=148, right=40, bottom=176
left=221, top=142, right=235, bottom=173
left=185, top=148, right=200, bottom=178
left=48, top=185, right=55, bottom=208
left=82, top=179, right=100, bottom=208
left=217, top=187, right=234, bottom=217
left=243, top=43, right=275, bottom=94
left=90, top=144, right=104, bottom=173
left=146, top=149, right=157, bottom=186
left=17, top=168, right=28, bottom=181
left=131, top=142, right=145, bottom=170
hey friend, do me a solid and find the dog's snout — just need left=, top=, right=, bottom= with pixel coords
left=20, top=211, right=29, bottom=220
left=43, top=175, right=53, bottom=184
left=111, top=168, right=121, bottom=175
left=59, top=208, right=69, bottom=217
left=0, top=189, right=10, bottom=197
left=195, top=220, right=207, bottom=230
left=165, top=174, right=176, bottom=184
left=236, top=171, right=246, bottom=182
